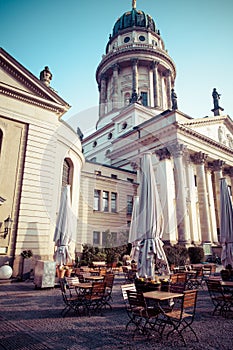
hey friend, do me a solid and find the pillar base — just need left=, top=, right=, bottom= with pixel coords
left=211, top=107, right=224, bottom=116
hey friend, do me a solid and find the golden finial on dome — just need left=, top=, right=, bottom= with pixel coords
left=132, top=0, right=136, bottom=9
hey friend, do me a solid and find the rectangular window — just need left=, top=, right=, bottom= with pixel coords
left=102, top=231, right=108, bottom=247
left=111, top=192, right=117, bottom=213
left=127, top=195, right=133, bottom=215
left=93, top=231, right=100, bottom=245
left=103, top=191, right=109, bottom=212
left=141, top=92, right=148, bottom=106
left=94, top=190, right=101, bottom=211
left=194, top=175, right=197, bottom=187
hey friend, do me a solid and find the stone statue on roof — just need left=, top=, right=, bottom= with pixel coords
left=212, top=88, right=221, bottom=109
left=132, top=0, right=136, bottom=9
left=171, top=88, right=178, bottom=110
left=40, top=66, right=52, bottom=86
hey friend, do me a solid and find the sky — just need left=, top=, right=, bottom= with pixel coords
left=1, top=0, right=233, bottom=137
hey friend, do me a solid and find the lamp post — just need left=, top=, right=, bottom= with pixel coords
left=3, top=215, right=13, bottom=239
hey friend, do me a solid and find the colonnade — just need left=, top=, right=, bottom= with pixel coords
left=154, top=142, right=232, bottom=246
left=98, top=59, right=174, bottom=117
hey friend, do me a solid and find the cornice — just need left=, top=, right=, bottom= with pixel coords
left=176, top=123, right=233, bottom=155
left=0, top=48, right=70, bottom=109
left=0, top=83, right=67, bottom=115
left=96, top=45, right=176, bottom=82
left=182, top=115, right=233, bottom=132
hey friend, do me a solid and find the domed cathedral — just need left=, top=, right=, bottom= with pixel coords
left=80, top=0, right=233, bottom=252
left=84, top=0, right=177, bottom=166
left=96, top=0, right=176, bottom=125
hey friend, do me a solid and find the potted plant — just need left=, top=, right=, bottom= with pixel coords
left=20, top=250, right=33, bottom=280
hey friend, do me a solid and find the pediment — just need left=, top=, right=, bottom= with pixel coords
left=0, top=48, right=70, bottom=115
left=182, top=115, right=233, bottom=149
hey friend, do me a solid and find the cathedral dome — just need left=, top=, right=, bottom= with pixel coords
left=112, top=6, right=156, bottom=37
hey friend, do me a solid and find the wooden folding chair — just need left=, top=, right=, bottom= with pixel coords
left=59, top=279, right=84, bottom=317
left=206, top=279, right=233, bottom=317
left=121, top=283, right=137, bottom=329
left=126, top=290, right=163, bottom=338
left=83, top=282, right=106, bottom=316
left=161, top=289, right=199, bottom=346
left=102, top=273, right=115, bottom=309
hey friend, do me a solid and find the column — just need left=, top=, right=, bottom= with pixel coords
left=206, top=166, right=218, bottom=244
left=168, top=142, right=190, bottom=244
left=185, top=154, right=201, bottom=244
left=112, top=64, right=119, bottom=110
left=131, top=58, right=138, bottom=94
left=151, top=61, right=159, bottom=107
left=166, top=69, right=172, bottom=109
left=155, top=147, right=177, bottom=244
left=99, top=74, right=107, bottom=117
left=212, top=159, right=225, bottom=229
left=227, top=167, right=233, bottom=193
left=192, top=152, right=212, bottom=243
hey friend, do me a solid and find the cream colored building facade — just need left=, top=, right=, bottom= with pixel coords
left=78, top=161, right=137, bottom=251
left=0, top=48, right=84, bottom=276
left=81, top=2, right=233, bottom=251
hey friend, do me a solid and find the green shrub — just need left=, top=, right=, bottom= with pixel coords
left=164, top=244, right=188, bottom=267
left=188, top=246, right=204, bottom=264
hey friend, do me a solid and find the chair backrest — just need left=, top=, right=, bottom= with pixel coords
left=206, top=279, right=223, bottom=297
left=171, top=289, right=198, bottom=321
left=65, top=276, right=80, bottom=287
left=59, top=278, right=72, bottom=301
left=176, top=273, right=187, bottom=283
left=76, top=274, right=85, bottom=283
left=202, top=267, right=212, bottom=279
left=104, top=273, right=115, bottom=289
left=90, top=282, right=106, bottom=298
left=171, top=273, right=187, bottom=283
left=127, top=290, right=145, bottom=309
left=183, top=289, right=198, bottom=310
left=121, top=283, right=136, bottom=303
left=170, top=282, right=186, bottom=293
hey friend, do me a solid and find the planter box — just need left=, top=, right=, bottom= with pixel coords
left=34, top=260, right=56, bottom=288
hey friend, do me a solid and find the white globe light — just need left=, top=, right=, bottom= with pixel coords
left=0, top=265, right=13, bottom=279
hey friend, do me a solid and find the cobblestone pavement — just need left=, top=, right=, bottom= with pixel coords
left=0, top=274, right=232, bottom=350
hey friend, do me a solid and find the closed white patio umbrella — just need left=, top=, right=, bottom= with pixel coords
left=54, top=185, right=76, bottom=266
left=136, top=153, right=169, bottom=279
left=220, top=178, right=233, bottom=268
left=128, top=196, right=140, bottom=261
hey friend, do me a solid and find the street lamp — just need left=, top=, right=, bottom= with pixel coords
left=1, top=216, right=13, bottom=239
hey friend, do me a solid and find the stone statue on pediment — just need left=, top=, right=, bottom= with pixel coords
left=40, top=66, right=52, bottom=86
left=171, top=88, right=178, bottom=110
left=212, top=88, right=221, bottom=109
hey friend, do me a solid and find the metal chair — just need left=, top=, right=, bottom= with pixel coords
left=206, top=279, right=233, bottom=317
left=161, top=289, right=199, bottom=346
left=102, top=273, right=115, bottom=309
left=83, top=282, right=106, bottom=316
left=59, top=279, right=84, bottom=317
left=121, top=283, right=137, bottom=330
left=186, top=268, right=203, bottom=290
left=126, top=290, right=163, bottom=338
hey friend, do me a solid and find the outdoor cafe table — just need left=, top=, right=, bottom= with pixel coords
left=220, top=280, right=233, bottom=296
left=84, top=275, right=104, bottom=282
left=220, top=281, right=233, bottom=288
left=143, top=290, right=183, bottom=313
left=143, top=290, right=183, bottom=302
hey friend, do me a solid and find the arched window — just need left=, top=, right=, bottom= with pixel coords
left=62, top=158, right=73, bottom=187
left=124, top=92, right=130, bottom=106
